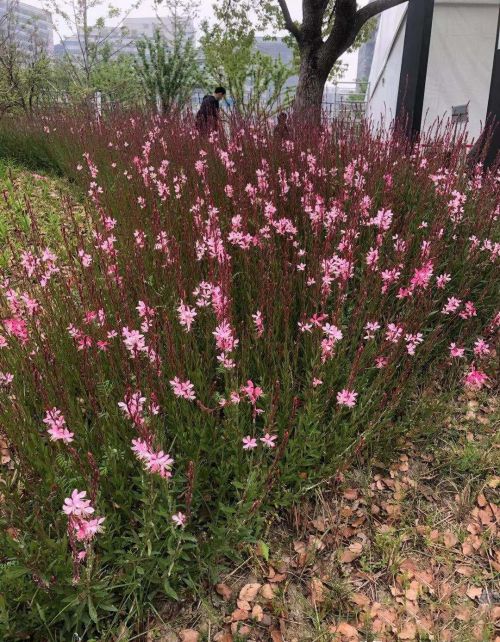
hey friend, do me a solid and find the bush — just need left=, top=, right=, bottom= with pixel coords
left=0, top=112, right=498, bottom=639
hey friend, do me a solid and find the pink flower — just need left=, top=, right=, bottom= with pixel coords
left=145, top=450, right=174, bottom=478
left=473, top=338, right=490, bottom=357
left=436, top=273, right=451, bottom=289
left=172, top=512, right=186, bottom=527
left=213, top=321, right=239, bottom=353
left=3, top=318, right=28, bottom=343
left=0, top=372, right=13, bottom=387
left=385, top=323, right=403, bottom=343
left=74, top=516, right=105, bottom=541
left=260, top=433, right=277, bottom=448
left=312, top=378, right=323, bottom=387
left=464, top=368, right=489, bottom=390
left=118, top=391, right=146, bottom=425
left=441, top=297, right=461, bottom=315
left=63, top=490, right=94, bottom=517
left=375, top=356, right=388, bottom=369
left=364, top=321, right=380, bottom=340
left=242, top=435, right=258, bottom=450
left=241, top=380, right=263, bottom=405
left=0, top=334, right=7, bottom=348
left=459, top=301, right=477, bottom=319
left=217, top=353, right=236, bottom=369
left=405, top=333, right=423, bottom=355
left=229, top=391, right=241, bottom=404
left=252, top=311, right=264, bottom=337
left=410, top=261, right=433, bottom=290
left=170, top=377, right=196, bottom=401
left=43, top=408, right=74, bottom=444
left=177, top=301, right=197, bottom=332
left=122, top=326, right=146, bottom=357
left=449, top=343, right=465, bottom=358
left=336, top=389, right=358, bottom=408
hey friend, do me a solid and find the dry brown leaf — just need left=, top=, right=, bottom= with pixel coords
left=456, top=565, right=474, bottom=577
left=312, top=517, right=327, bottom=531
left=213, top=632, right=233, bottom=642
left=238, top=583, right=261, bottom=602
left=230, top=608, right=249, bottom=622
left=398, top=621, right=417, bottom=640
left=350, top=592, right=370, bottom=608
left=215, top=583, right=232, bottom=601
left=310, top=577, right=325, bottom=606
left=260, top=583, right=276, bottom=600
left=443, top=530, right=458, bottom=548
left=466, top=585, right=483, bottom=600
left=251, top=604, right=264, bottom=622
left=179, top=630, right=199, bottom=642
left=340, top=541, right=363, bottom=563
left=330, top=621, right=359, bottom=640
left=236, top=599, right=250, bottom=611
left=270, top=630, right=283, bottom=642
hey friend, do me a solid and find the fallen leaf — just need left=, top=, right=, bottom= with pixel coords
left=260, top=583, right=276, bottom=600
left=179, top=630, right=199, bottom=642
left=238, top=583, right=261, bottom=602
left=350, top=592, right=370, bottom=608
left=443, top=530, right=458, bottom=548
left=312, top=516, right=327, bottom=531
left=236, top=599, right=250, bottom=611
left=340, top=541, right=363, bottom=563
left=399, top=621, right=417, bottom=640
left=270, top=630, right=283, bottom=642
left=466, top=585, right=483, bottom=600
left=215, top=583, right=232, bottom=601
left=251, top=604, right=264, bottom=622
left=310, top=577, right=325, bottom=606
left=330, top=621, right=359, bottom=640
left=213, top=632, right=233, bottom=642
left=230, top=608, right=249, bottom=622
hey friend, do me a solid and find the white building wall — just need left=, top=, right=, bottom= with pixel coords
left=422, top=2, right=497, bottom=141
left=366, top=3, right=408, bottom=126
left=367, top=0, right=498, bottom=142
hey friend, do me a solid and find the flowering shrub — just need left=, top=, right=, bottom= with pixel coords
left=0, top=112, right=498, bottom=638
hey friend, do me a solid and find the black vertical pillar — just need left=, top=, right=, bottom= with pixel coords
left=396, top=0, right=435, bottom=139
left=484, top=8, right=500, bottom=169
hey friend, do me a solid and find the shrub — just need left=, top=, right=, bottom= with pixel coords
left=0, top=112, right=498, bottom=639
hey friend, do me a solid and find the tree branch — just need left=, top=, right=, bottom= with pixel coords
left=276, top=0, right=301, bottom=41
left=356, top=0, right=408, bottom=27
left=319, top=0, right=407, bottom=75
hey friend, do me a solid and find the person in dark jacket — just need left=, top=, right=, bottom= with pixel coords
left=274, top=111, right=290, bottom=140
left=196, top=86, right=226, bottom=135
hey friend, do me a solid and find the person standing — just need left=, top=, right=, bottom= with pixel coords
left=274, top=111, right=290, bottom=140
left=195, top=87, right=226, bottom=135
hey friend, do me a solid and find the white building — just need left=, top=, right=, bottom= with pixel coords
left=0, top=0, right=53, bottom=53
left=54, top=16, right=195, bottom=59
left=366, top=0, right=498, bottom=141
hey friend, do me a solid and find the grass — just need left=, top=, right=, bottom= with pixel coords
left=0, top=114, right=498, bottom=642
left=143, top=388, right=498, bottom=642
left=0, top=160, right=83, bottom=267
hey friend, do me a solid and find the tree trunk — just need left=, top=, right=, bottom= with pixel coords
left=294, top=53, right=328, bottom=119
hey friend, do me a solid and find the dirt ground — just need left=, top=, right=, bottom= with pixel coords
left=146, top=391, right=498, bottom=642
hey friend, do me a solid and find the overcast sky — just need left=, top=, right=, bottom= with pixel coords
left=31, top=0, right=365, bottom=82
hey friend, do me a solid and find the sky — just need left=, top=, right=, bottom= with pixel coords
left=30, top=0, right=363, bottom=82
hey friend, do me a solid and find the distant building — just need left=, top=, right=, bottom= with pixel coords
left=54, top=15, right=195, bottom=59
left=254, top=36, right=298, bottom=90
left=366, top=0, right=498, bottom=141
left=0, top=0, right=53, bottom=53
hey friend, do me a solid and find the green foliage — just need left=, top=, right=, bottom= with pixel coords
left=200, top=9, right=294, bottom=117
left=135, top=28, right=202, bottom=113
